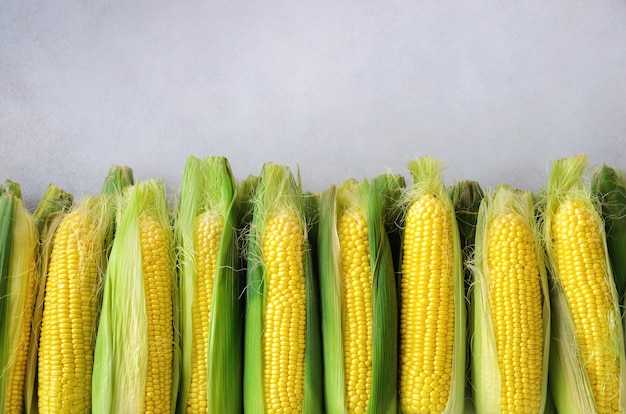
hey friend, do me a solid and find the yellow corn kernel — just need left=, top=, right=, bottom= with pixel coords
left=140, top=215, right=174, bottom=414
left=399, top=193, right=454, bottom=414
left=262, top=208, right=306, bottom=414
left=552, top=200, right=620, bottom=414
left=487, top=212, right=543, bottom=414
left=38, top=209, right=100, bottom=414
left=187, top=210, right=223, bottom=414
left=338, top=208, right=373, bottom=414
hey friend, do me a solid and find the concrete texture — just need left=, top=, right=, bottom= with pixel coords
left=2, top=1, right=626, bottom=207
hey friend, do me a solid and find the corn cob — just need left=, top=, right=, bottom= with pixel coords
left=92, top=179, right=175, bottom=414
left=244, top=163, right=322, bottom=414
left=176, top=156, right=243, bottom=413
left=398, top=157, right=465, bottom=414
left=25, top=184, right=73, bottom=414
left=37, top=166, right=131, bottom=414
left=545, top=154, right=626, bottom=413
left=471, top=186, right=550, bottom=414
left=37, top=198, right=111, bottom=413
left=319, top=174, right=399, bottom=414
left=592, top=163, right=626, bottom=305
left=0, top=181, right=38, bottom=413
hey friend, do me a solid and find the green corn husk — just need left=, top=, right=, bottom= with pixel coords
left=0, top=186, right=14, bottom=410
left=24, top=184, right=73, bottom=414
left=302, top=187, right=323, bottom=412
left=238, top=174, right=260, bottom=230
left=398, top=157, right=465, bottom=414
left=243, top=163, right=323, bottom=414
left=471, top=186, right=550, bottom=414
left=318, top=174, right=398, bottom=414
left=450, top=181, right=484, bottom=258
left=381, top=174, right=405, bottom=274
left=591, top=163, right=626, bottom=305
left=0, top=181, right=38, bottom=413
left=543, top=385, right=557, bottom=414
left=101, top=164, right=135, bottom=195
left=92, top=179, right=175, bottom=414
left=545, top=154, right=626, bottom=413
left=32, top=184, right=73, bottom=236
left=449, top=180, right=483, bottom=414
left=176, top=156, right=243, bottom=413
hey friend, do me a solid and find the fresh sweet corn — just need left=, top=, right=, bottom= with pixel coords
left=263, top=207, right=307, bottom=412
left=244, top=163, right=322, bottom=414
left=37, top=166, right=130, bottom=414
left=37, top=199, right=111, bottom=414
left=318, top=175, right=399, bottom=414
left=471, top=186, right=550, bottom=414
left=545, top=154, right=626, bottom=413
left=398, top=157, right=465, bottom=414
left=141, top=213, right=174, bottom=413
left=176, top=156, right=243, bottom=414
left=25, top=184, right=73, bottom=414
left=339, top=205, right=374, bottom=413
left=0, top=181, right=38, bottom=414
left=92, top=180, right=175, bottom=414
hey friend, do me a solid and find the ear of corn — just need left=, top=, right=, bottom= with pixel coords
left=592, top=163, right=626, bottom=305
left=319, top=174, right=398, bottom=414
left=37, top=196, right=112, bottom=414
left=92, top=179, right=175, bottom=414
left=176, top=155, right=243, bottom=413
left=545, top=154, right=626, bottom=413
left=398, top=157, right=465, bottom=414
left=471, top=185, right=550, bottom=414
left=449, top=180, right=483, bottom=414
left=0, top=181, right=38, bottom=414
left=24, top=184, right=73, bottom=414
left=37, top=166, right=131, bottom=414
left=244, top=163, right=323, bottom=414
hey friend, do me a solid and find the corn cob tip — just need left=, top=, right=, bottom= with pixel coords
left=2, top=180, right=22, bottom=199
left=102, top=164, right=134, bottom=195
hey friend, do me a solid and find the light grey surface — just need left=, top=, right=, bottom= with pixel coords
left=2, top=1, right=626, bottom=208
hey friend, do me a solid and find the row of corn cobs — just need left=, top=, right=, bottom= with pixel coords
left=1, top=153, right=626, bottom=414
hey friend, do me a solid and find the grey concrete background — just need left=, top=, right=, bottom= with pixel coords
left=2, top=1, right=626, bottom=208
